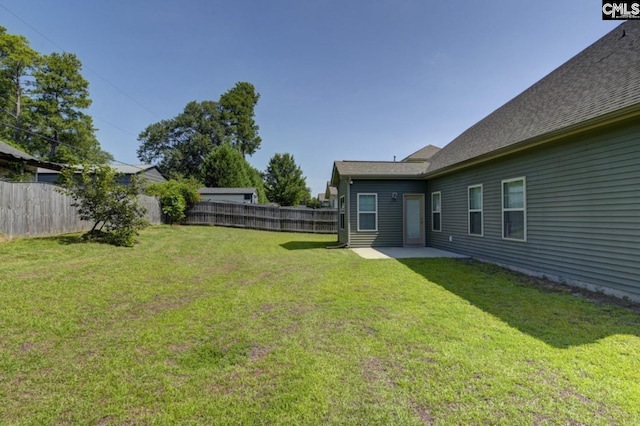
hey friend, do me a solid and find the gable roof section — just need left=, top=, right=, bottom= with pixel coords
left=0, top=140, right=63, bottom=171
left=332, top=160, right=429, bottom=184
left=427, top=21, right=640, bottom=175
left=402, top=144, right=441, bottom=162
left=111, top=164, right=162, bottom=175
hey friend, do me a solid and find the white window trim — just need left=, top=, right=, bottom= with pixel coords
left=501, top=177, right=527, bottom=242
left=468, top=184, right=483, bottom=237
left=339, top=195, right=346, bottom=230
left=431, top=191, right=441, bottom=232
left=357, top=193, right=378, bottom=232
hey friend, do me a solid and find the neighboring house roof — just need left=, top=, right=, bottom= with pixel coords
left=426, top=21, right=640, bottom=175
left=37, top=163, right=161, bottom=175
left=331, top=160, right=429, bottom=184
left=402, top=144, right=441, bottom=162
left=110, top=164, right=164, bottom=176
left=199, top=187, right=257, bottom=194
left=0, top=140, right=63, bottom=171
left=325, top=181, right=337, bottom=197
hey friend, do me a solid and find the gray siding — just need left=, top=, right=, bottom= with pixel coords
left=347, top=180, right=427, bottom=248
left=337, top=179, right=349, bottom=246
left=427, top=120, right=640, bottom=299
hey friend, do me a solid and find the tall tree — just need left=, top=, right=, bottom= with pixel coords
left=29, top=52, right=111, bottom=163
left=218, top=82, right=261, bottom=157
left=137, top=100, right=225, bottom=179
left=202, top=143, right=250, bottom=188
left=264, top=153, right=310, bottom=206
left=201, top=143, right=267, bottom=203
left=0, top=26, right=39, bottom=145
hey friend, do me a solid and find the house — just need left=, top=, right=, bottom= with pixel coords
left=36, top=164, right=167, bottom=185
left=318, top=182, right=338, bottom=208
left=199, top=187, right=258, bottom=204
left=0, top=140, right=63, bottom=181
left=331, top=21, right=640, bottom=301
left=324, top=181, right=338, bottom=208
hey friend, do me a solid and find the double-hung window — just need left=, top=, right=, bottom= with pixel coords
left=357, top=193, right=377, bottom=231
left=431, top=192, right=441, bottom=232
left=468, top=185, right=483, bottom=236
left=339, top=195, right=346, bottom=230
left=502, top=177, right=526, bottom=241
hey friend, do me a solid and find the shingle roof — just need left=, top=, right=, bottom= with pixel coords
left=37, top=164, right=158, bottom=175
left=427, top=21, right=640, bottom=174
left=0, top=140, right=63, bottom=170
left=199, top=187, right=257, bottom=194
left=111, top=164, right=159, bottom=174
left=332, top=160, right=429, bottom=183
left=402, top=144, right=441, bottom=162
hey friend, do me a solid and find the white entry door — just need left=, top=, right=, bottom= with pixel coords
left=403, top=194, right=425, bottom=246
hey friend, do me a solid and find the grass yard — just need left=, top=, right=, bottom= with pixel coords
left=1, top=225, right=639, bottom=425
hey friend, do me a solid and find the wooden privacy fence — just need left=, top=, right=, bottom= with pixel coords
left=0, top=181, right=161, bottom=239
left=185, top=201, right=337, bottom=234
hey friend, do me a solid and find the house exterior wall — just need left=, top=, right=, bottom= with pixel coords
left=345, top=179, right=427, bottom=248
left=337, top=179, right=349, bottom=246
left=427, top=120, right=640, bottom=300
left=36, top=173, right=60, bottom=184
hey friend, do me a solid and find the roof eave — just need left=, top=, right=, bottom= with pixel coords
left=425, top=103, right=640, bottom=179
left=340, top=174, right=427, bottom=180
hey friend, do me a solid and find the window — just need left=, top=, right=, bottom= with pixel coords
left=502, top=177, right=526, bottom=241
left=468, top=185, right=483, bottom=236
left=357, top=193, right=377, bottom=231
left=339, top=195, right=346, bottom=230
left=431, top=191, right=441, bottom=232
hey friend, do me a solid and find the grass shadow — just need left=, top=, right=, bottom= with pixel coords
left=280, top=241, right=334, bottom=251
left=40, top=234, right=86, bottom=245
left=399, top=258, right=640, bottom=348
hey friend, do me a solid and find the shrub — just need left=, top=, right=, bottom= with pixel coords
left=146, top=177, right=201, bottom=224
left=58, top=164, right=149, bottom=247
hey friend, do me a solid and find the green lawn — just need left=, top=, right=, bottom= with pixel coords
left=1, top=226, right=639, bottom=425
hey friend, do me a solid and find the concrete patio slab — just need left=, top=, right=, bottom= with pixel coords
left=351, top=247, right=468, bottom=260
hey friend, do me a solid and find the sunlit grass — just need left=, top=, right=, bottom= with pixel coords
left=1, top=225, right=639, bottom=424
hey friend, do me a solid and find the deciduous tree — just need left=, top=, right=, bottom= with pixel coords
left=137, top=82, right=262, bottom=179
left=201, top=143, right=267, bottom=203
left=264, top=153, right=310, bottom=206
left=137, top=100, right=225, bottom=179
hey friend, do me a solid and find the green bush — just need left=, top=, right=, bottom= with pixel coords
left=58, top=164, right=148, bottom=247
left=146, top=177, right=201, bottom=224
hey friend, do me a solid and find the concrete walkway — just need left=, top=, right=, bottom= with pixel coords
left=351, top=247, right=468, bottom=260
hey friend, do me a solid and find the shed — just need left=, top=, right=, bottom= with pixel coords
left=199, top=187, right=258, bottom=204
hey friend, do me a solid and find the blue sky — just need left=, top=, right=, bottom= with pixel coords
left=1, top=1, right=620, bottom=195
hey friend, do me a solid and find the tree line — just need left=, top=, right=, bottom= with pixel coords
left=1, top=26, right=315, bottom=207
left=0, top=26, right=110, bottom=164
